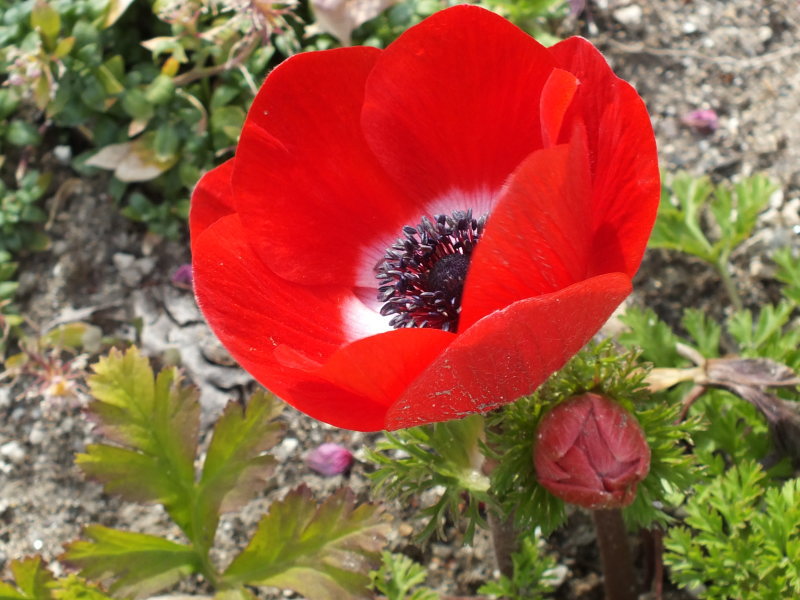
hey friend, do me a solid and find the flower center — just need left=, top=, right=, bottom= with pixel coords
left=376, top=210, right=486, bottom=332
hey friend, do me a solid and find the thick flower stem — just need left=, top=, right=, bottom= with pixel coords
left=592, top=508, right=638, bottom=600
left=487, top=509, right=519, bottom=578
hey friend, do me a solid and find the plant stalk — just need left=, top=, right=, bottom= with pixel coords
left=592, top=508, right=638, bottom=600
left=487, top=509, right=519, bottom=578
left=716, top=257, right=743, bottom=310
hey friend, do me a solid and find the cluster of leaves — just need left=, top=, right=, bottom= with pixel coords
left=649, top=172, right=779, bottom=308
left=39, top=346, right=390, bottom=600
left=486, top=341, right=698, bottom=535
left=0, top=168, right=51, bottom=343
left=0, top=556, right=114, bottom=600
left=367, top=414, right=491, bottom=542
left=664, top=460, right=800, bottom=599
left=0, top=0, right=294, bottom=238
left=371, top=552, right=440, bottom=600
left=620, top=245, right=800, bottom=597
left=477, top=532, right=559, bottom=600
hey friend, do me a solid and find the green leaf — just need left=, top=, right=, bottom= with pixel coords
left=194, top=390, right=283, bottom=549
left=31, top=0, right=60, bottom=45
left=370, top=552, right=439, bottom=600
left=103, top=0, right=137, bottom=28
left=50, top=575, right=114, bottom=600
left=618, top=306, right=684, bottom=366
left=773, top=247, right=800, bottom=306
left=0, top=557, right=55, bottom=600
left=649, top=173, right=715, bottom=261
left=78, top=348, right=199, bottom=530
left=62, top=526, right=199, bottom=600
left=5, top=120, right=42, bottom=147
left=223, top=487, right=389, bottom=600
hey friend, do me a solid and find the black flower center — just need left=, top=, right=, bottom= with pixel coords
left=376, top=210, right=486, bottom=332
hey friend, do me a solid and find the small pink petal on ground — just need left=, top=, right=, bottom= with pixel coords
left=306, top=442, right=354, bottom=476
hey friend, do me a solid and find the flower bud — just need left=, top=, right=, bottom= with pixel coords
left=306, top=442, right=354, bottom=476
left=533, top=393, right=650, bottom=509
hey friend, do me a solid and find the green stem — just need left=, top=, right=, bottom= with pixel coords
left=716, top=256, right=743, bottom=311
left=592, top=509, right=638, bottom=600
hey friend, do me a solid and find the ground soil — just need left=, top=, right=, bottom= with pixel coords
left=1, top=1, right=799, bottom=598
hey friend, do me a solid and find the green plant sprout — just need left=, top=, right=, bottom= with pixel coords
left=0, top=556, right=115, bottom=600
left=649, top=172, right=779, bottom=309
left=664, top=461, right=800, bottom=599
left=54, top=347, right=389, bottom=600
left=370, top=552, right=440, bottom=600
left=477, top=531, right=559, bottom=600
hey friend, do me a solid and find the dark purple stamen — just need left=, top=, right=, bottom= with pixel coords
left=376, top=210, right=486, bottom=332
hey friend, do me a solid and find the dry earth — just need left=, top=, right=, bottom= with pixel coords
left=2, top=1, right=799, bottom=598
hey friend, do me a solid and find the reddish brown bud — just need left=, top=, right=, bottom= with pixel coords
left=533, top=393, right=650, bottom=509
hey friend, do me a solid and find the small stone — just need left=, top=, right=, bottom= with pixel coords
left=113, top=252, right=136, bottom=270
left=53, top=145, right=72, bottom=163
left=613, top=5, right=642, bottom=26
left=28, top=424, right=46, bottom=446
left=274, top=437, right=300, bottom=461
left=0, top=441, right=26, bottom=465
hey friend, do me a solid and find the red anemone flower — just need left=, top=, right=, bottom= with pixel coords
left=190, top=5, right=659, bottom=432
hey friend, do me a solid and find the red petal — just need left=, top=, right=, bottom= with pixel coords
left=192, top=213, right=387, bottom=428
left=232, top=46, right=411, bottom=286
left=190, top=159, right=236, bottom=239
left=385, top=273, right=631, bottom=429
left=289, top=328, right=454, bottom=431
left=361, top=5, right=556, bottom=206
left=459, top=139, right=592, bottom=331
left=540, top=68, right=579, bottom=148
left=550, top=37, right=660, bottom=278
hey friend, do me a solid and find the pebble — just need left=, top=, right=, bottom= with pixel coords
left=28, top=424, right=46, bottom=446
left=613, top=5, right=642, bottom=26
left=273, top=437, right=299, bottom=461
left=0, top=441, right=26, bottom=465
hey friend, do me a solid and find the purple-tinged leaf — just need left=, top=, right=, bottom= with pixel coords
left=222, top=486, right=389, bottom=599
left=194, top=391, right=283, bottom=548
left=61, top=526, right=199, bottom=600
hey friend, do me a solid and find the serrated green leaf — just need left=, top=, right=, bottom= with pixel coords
left=50, top=575, right=114, bottom=600
left=0, top=557, right=54, bottom=600
left=80, top=348, right=199, bottom=529
left=62, top=526, right=199, bottom=600
left=194, top=391, right=282, bottom=549
left=649, top=173, right=715, bottom=261
left=0, top=582, right=27, bottom=600
left=76, top=444, right=187, bottom=505
left=223, top=486, right=389, bottom=600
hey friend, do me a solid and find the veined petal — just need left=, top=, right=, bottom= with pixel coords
left=192, top=213, right=382, bottom=416
left=540, top=68, right=579, bottom=148
left=362, top=5, right=556, bottom=206
left=550, top=37, right=660, bottom=278
left=386, top=273, right=631, bottom=429
left=233, top=46, right=412, bottom=287
left=190, top=159, right=236, bottom=238
left=289, top=328, right=455, bottom=431
left=460, top=137, right=592, bottom=331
